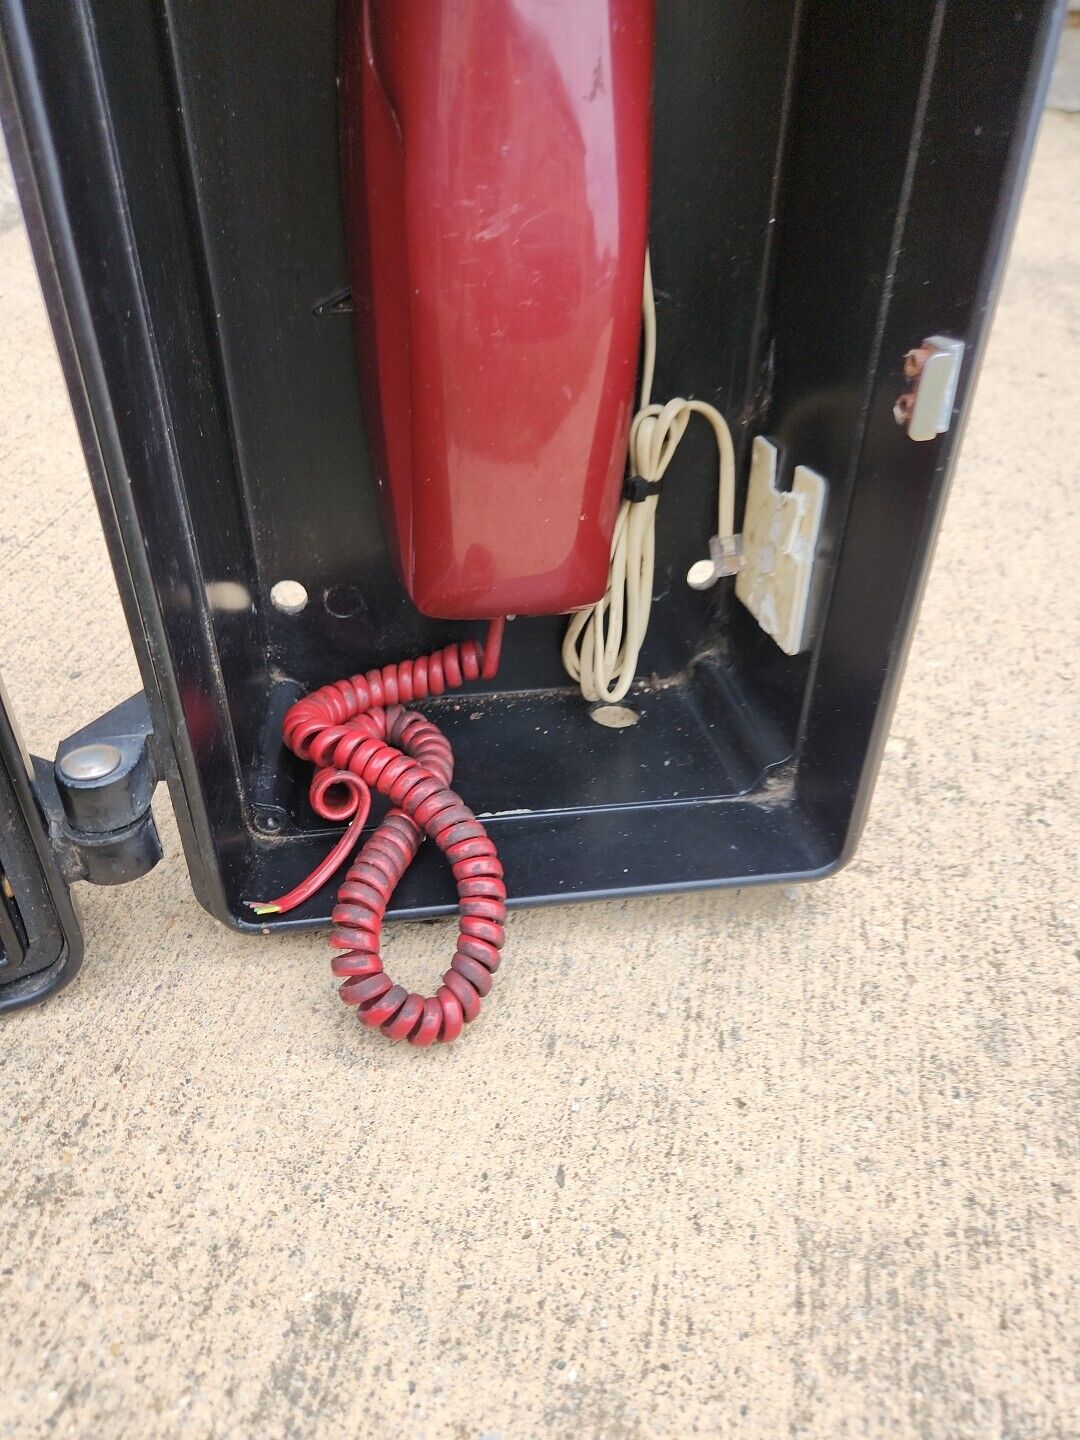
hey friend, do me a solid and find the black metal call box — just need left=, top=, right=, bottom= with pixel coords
left=0, top=0, right=1064, bottom=1012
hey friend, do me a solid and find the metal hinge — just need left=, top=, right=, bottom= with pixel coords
left=32, top=693, right=163, bottom=886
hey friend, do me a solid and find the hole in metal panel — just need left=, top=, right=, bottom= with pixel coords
left=589, top=704, right=640, bottom=729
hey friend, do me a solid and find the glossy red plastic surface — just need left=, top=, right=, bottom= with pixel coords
left=340, top=0, right=654, bottom=619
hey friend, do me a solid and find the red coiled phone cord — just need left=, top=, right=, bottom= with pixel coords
left=247, top=618, right=506, bottom=1046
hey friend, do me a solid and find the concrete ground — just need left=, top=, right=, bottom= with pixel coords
left=1, top=107, right=1078, bottom=1439
left=1049, top=9, right=1080, bottom=112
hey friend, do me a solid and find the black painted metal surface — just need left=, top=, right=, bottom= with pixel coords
left=0, top=0, right=1064, bottom=937
left=0, top=675, right=83, bottom=1010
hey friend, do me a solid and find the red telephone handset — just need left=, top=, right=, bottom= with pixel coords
left=253, top=1, right=654, bottom=1043
left=340, top=0, right=654, bottom=619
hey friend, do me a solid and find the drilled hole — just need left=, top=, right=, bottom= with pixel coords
left=589, top=703, right=639, bottom=729
left=324, top=582, right=365, bottom=620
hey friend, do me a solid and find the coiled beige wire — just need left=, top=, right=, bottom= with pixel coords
left=562, top=251, right=738, bottom=703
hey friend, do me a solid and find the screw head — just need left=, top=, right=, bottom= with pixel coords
left=59, top=742, right=123, bottom=783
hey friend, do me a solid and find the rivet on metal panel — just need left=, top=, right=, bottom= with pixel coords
left=270, top=580, right=309, bottom=615
left=58, top=742, right=122, bottom=783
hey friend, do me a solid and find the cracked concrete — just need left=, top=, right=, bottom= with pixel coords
left=0, top=111, right=1078, bottom=1440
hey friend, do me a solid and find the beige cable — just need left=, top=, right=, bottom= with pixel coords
left=562, top=251, right=740, bottom=704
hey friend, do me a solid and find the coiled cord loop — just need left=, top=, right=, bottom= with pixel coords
left=250, top=620, right=506, bottom=1046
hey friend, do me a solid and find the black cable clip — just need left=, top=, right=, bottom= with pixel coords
left=623, top=474, right=662, bottom=504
